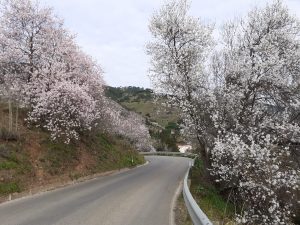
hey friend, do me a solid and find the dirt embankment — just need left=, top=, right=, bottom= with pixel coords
left=0, top=103, right=145, bottom=202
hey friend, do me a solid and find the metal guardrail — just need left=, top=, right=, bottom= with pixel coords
left=140, top=151, right=212, bottom=225
left=184, top=156, right=212, bottom=225
left=139, top=151, right=197, bottom=157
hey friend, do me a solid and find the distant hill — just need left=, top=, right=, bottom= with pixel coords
left=105, top=86, right=181, bottom=128
left=105, top=86, right=186, bottom=152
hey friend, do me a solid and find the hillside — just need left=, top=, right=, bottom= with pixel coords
left=0, top=101, right=145, bottom=197
left=105, top=86, right=181, bottom=127
left=105, top=86, right=185, bottom=151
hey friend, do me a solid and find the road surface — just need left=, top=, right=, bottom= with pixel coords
left=0, top=156, right=191, bottom=225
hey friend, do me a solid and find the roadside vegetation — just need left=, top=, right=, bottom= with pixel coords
left=0, top=0, right=149, bottom=197
left=148, top=0, right=300, bottom=223
left=0, top=101, right=145, bottom=196
left=190, top=158, right=236, bottom=223
left=175, top=156, right=236, bottom=225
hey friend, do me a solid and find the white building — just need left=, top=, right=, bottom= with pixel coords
left=178, top=145, right=192, bottom=153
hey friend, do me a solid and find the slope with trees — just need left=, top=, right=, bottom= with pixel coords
left=0, top=0, right=153, bottom=197
left=0, top=0, right=153, bottom=152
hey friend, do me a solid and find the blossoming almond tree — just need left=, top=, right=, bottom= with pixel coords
left=117, top=112, right=155, bottom=152
left=147, top=0, right=300, bottom=223
left=210, top=1, right=300, bottom=223
left=146, top=0, right=216, bottom=175
left=0, top=0, right=105, bottom=141
left=99, top=99, right=155, bottom=152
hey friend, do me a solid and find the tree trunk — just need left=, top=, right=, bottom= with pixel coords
left=197, top=137, right=213, bottom=181
left=8, top=99, right=12, bottom=132
left=15, top=105, right=18, bottom=131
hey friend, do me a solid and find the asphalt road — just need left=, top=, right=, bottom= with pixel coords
left=0, top=156, right=191, bottom=225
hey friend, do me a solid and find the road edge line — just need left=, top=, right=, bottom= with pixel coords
left=169, top=181, right=183, bottom=225
left=0, top=160, right=150, bottom=205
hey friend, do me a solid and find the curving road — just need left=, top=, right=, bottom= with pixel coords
left=0, top=156, right=191, bottom=225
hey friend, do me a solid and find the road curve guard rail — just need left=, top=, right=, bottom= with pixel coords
left=184, top=157, right=212, bottom=225
left=139, top=151, right=198, bottom=157
left=140, top=152, right=212, bottom=225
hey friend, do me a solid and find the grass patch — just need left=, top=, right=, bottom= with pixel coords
left=40, top=137, right=79, bottom=175
left=190, top=158, right=236, bottom=223
left=105, top=145, right=114, bottom=151
left=0, top=161, right=17, bottom=170
left=192, top=183, right=235, bottom=221
left=45, top=138, right=77, bottom=159
left=0, top=182, right=21, bottom=195
left=15, top=158, right=32, bottom=175
left=123, top=156, right=144, bottom=168
left=97, top=133, right=108, bottom=144
left=87, top=133, right=146, bottom=172
left=0, top=156, right=31, bottom=174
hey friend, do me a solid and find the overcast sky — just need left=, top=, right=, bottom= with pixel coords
left=40, top=0, right=300, bottom=88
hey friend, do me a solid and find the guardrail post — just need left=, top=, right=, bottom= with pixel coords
left=188, top=163, right=193, bottom=180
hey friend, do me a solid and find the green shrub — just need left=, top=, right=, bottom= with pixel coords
left=190, top=158, right=236, bottom=222
left=16, top=165, right=32, bottom=175
left=38, top=158, right=45, bottom=162
left=48, top=157, right=57, bottom=163
left=177, top=119, right=184, bottom=124
left=105, top=145, right=114, bottom=151
left=0, top=182, right=21, bottom=195
left=44, top=137, right=78, bottom=161
left=9, top=156, right=19, bottom=163
left=96, top=134, right=108, bottom=144
left=0, top=161, right=17, bottom=170
left=125, top=157, right=132, bottom=165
